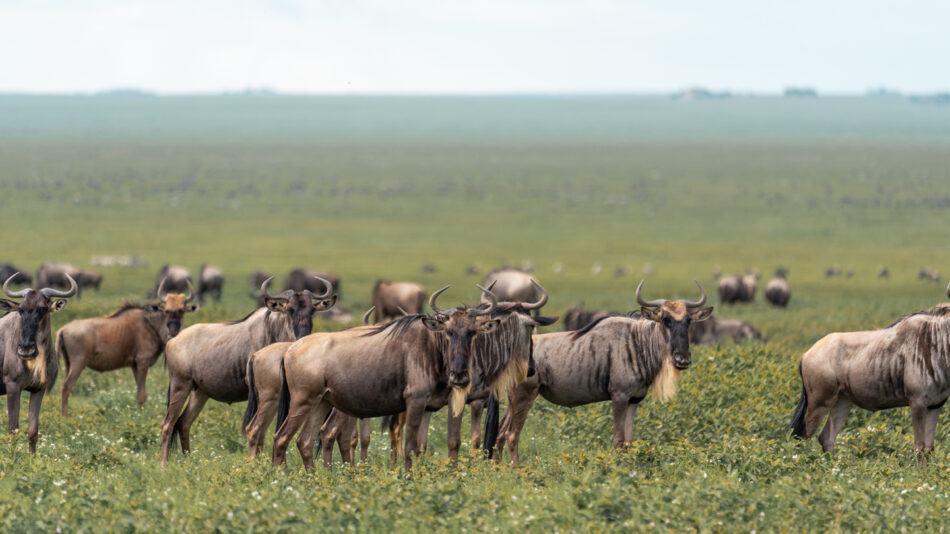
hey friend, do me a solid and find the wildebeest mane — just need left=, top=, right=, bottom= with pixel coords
left=887, top=304, right=950, bottom=328
left=108, top=302, right=147, bottom=318
left=362, top=314, right=426, bottom=338
left=227, top=308, right=265, bottom=325
left=570, top=313, right=630, bottom=340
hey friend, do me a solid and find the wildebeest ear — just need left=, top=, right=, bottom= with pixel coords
left=640, top=307, right=662, bottom=321
left=316, top=295, right=337, bottom=311
left=422, top=317, right=446, bottom=331
left=689, top=306, right=714, bottom=322
left=51, top=300, right=68, bottom=312
left=187, top=304, right=200, bottom=313
left=534, top=315, right=558, bottom=326
left=0, top=299, right=18, bottom=312
left=265, top=299, right=288, bottom=312
left=479, top=318, right=501, bottom=333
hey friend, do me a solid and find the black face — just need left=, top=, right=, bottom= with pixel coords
left=4, top=292, right=58, bottom=359
left=661, top=313, right=693, bottom=370
left=423, top=312, right=500, bottom=389
left=164, top=310, right=185, bottom=338
left=285, top=293, right=336, bottom=340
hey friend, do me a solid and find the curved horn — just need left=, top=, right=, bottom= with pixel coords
left=428, top=285, right=451, bottom=315
left=3, top=273, right=31, bottom=298
left=472, top=284, right=497, bottom=316
left=260, top=276, right=276, bottom=299
left=362, top=306, right=376, bottom=325
left=184, top=278, right=195, bottom=303
left=157, top=276, right=169, bottom=302
left=682, top=280, right=707, bottom=308
left=635, top=280, right=665, bottom=308
left=311, top=275, right=333, bottom=298
left=396, top=306, right=410, bottom=317
left=486, top=280, right=497, bottom=292
left=946, top=281, right=949, bottom=300
left=40, top=273, right=77, bottom=299
left=520, top=278, right=548, bottom=310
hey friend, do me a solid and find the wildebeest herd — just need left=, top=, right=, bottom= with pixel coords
left=2, top=260, right=950, bottom=472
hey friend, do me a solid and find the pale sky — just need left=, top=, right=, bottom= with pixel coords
left=1, top=0, right=947, bottom=94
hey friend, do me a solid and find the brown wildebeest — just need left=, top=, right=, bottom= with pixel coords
left=688, top=315, right=762, bottom=344
left=284, top=268, right=341, bottom=296
left=197, top=264, right=224, bottom=303
left=36, top=262, right=101, bottom=300
left=490, top=281, right=712, bottom=466
left=160, top=276, right=335, bottom=466
left=791, top=283, right=950, bottom=463
left=482, top=269, right=545, bottom=316
left=765, top=271, right=791, bottom=307
left=151, top=264, right=192, bottom=297
left=56, top=278, right=199, bottom=416
left=271, top=285, right=533, bottom=472
left=0, top=274, right=76, bottom=452
left=372, top=280, right=425, bottom=323
left=0, top=265, right=31, bottom=286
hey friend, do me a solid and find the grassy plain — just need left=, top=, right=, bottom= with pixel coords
left=0, top=95, right=950, bottom=531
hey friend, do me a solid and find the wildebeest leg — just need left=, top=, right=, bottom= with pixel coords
left=389, top=412, right=405, bottom=466
left=470, top=399, right=485, bottom=449
left=27, top=389, right=44, bottom=453
left=911, top=403, right=930, bottom=464
left=59, top=359, right=86, bottom=417
left=247, top=388, right=280, bottom=459
left=623, top=403, right=639, bottom=443
left=817, top=399, right=852, bottom=452
left=924, top=407, right=941, bottom=454
left=802, top=390, right=836, bottom=440
left=447, top=407, right=463, bottom=464
left=178, top=389, right=209, bottom=454
left=495, top=403, right=513, bottom=463
left=132, top=362, right=150, bottom=410
left=319, top=410, right=342, bottom=468
left=358, top=418, right=371, bottom=463
left=417, top=411, right=432, bottom=454
left=297, top=402, right=330, bottom=470
left=6, top=384, right=21, bottom=434
left=502, top=381, right=540, bottom=466
left=160, top=378, right=192, bottom=466
left=611, top=397, right=631, bottom=448
left=403, top=398, right=428, bottom=472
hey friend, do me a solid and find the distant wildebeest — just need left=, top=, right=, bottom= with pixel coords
left=0, top=274, right=77, bottom=452
left=421, top=262, right=438, bottom=274
left=878, top=266, right=890, bottom=279
left=270, top=284, right=538, bottom=472
left=845, top=269, right=855, bottom=279
left=614, top=266, right=632, bottom=278
left=688, top=315, right=762, bottom=344
left=151, top=264, right=192, bottom=297
left=717, top=275, right=744, bottom=304
left=489, top=280, right=712, bottom=466
left=160, top=276, right=335, bottom=466
left=284, top=268, right=341, bottom=297
left=791, top=283, right=950, bottom=462
left=562, top=305, right=619, bottom=331
left=741, top=271, right=760, bottom=301
left=465, top=264, right=481, bottom=276
left=919, top=268, right=941, bottom=282
left=36, top=262, right=101, bottom=300
left=765, top=270, right=791, bottom=307
left=371, top=280, right=425, bottom=323
left=57, top=278, right=199, bottom=416
left=0, top=265, right=31, bottom=286
left=249, top=271, right=271, bottom=289
left=197, top=264, right=224, bottom=303
left=825, top=265, right=843, bottom=278
left=482, top=269, right=546, bottom=315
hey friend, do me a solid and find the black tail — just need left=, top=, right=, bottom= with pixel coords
left=483, top=394, right=500, bottom=459
left=242, top=360, right=258, bottom=434
left=275, top=358, right=291, bottom=432
left=57, top=330, right=70, bottom=377
left=380, top=414, right=394, bottom=433
left=790, top=362, right=808, bottom=438
left=167, top=383, right=187, bottom=451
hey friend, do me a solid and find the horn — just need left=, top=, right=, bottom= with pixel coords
left=946, top=281, right=950, bottom=300
left=428, top=285, right=451, bottom=315
left=472, top=284, right=497, bottom=316
left=486, top=280, right=497, bottom=292
left=3, top=273, right=31, bottom=298
left=520, top=278, right=548, bottom=310
left=260, top=276, right=276, bottom=299
left=40, top=273, right=77, bottom=299
left=362, top=306, right=376, bottom=325
left=396, top=306, right=410, bottom=317
left=635, top=280, right=665, bottom=308
left=683, top=280, right=707, bottom=308
left=184, top=278, right=195, bottom=303
left=157, top=276, right=169, bottom=301
left=311, top=275, right=333, bottom=298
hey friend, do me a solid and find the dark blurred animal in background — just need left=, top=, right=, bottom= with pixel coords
left=878, top=266, right=889, bottom=279
left=562, top=305, right=621, bottom=331
left=371, top=280, right=426, bottom=323
left=765, top=269, right=791, bottom=307
left=919, top=268, right=941, bottom=283
left=197, top=264, right=224, bottom=303
left=482, top=269, right=546, bottom=315
left=284, top=268, right=341, bottom=297
left=151, top=264, right=191, bottom=297
left=0, top=265, right=31, bottom=286
left=826, top=265, right=843, bottom=278
left=420, top=262, right=438, bottom=273
left=36, top=262, right=101, bottom=300
left=689, top=315, right=762, bottom=344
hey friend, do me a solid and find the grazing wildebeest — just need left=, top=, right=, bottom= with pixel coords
left=197, top=264, right=224, bottom=303
left=151, top=264, right=192, bottom=297
left=0, top=265, right=31, bottom=286
left=741, top=271, right=760, bottom=301
left=160, top=276, right=335, bottom=466
left=717, top=275, right=745, bottom=304
left=283, top=268, right=341, bottom=297
left=421, top=262, right=438, bottom=274
left=563, top=305, right=620, bottom=332
left=249, top=271, right=271, bottom=289
left=919, top=268, right=941, bottom=282
left=791, top=283, right=950, bottom=462
left=826, top=265, right=843, bottom=278
left=56, top=278, right=199, bottom=416
left=465, top=264, right=481, bottom=276
left=878, top=266, right=890, bottom=279
left=371, top=280, right=425, bottom=323
left=482, top=269, right=545, bottom=315
left=0, top=274, right=77, bottom=452
left=490, top=280, right=712, bottom=466
left=688, top=315, right=762, bottom=345
left=36, top=262, right=101, bottom=300
left=765, top=270, right=791, bottom=307
left=271, top=285, right=536, bottom=472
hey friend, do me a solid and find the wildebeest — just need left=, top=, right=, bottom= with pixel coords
left=765, top=270, right=791, bottom=307
left=249, top=271, right=271, bottom=289
left=688, top=315, right=762, bottom=344
left=151, top=264, right=192, bottom=297
left=283, top=268, right=341, bottom=296
left=197, top=264, right=224, bottom=303
left=717, top=275, right=745, bottom=304
left=160, top=276, right=335, bottom=466
left=271, top=285, right=536, bottom=472
left=0, top=274, right=77, bottom=452
left=919, top=268, right=941, bottom=282
left=371, top=280, right=425, bottom=323
left=878, top=266, right=890, bottom=279
left=562, top=305, right=620, bottom=331
left=791, top=283, right=950, bottom=461
left=36, top=262, right=101, bottom=299
left=826, top=265, right=843, bottom=278
left=482, top=269, right=546, bottom=315
left=56, top=278, right=199, bottom=416
left=0, top=265, right=31, bottom=286
left=490, top=280, right=712, bottom=466
left=741, top=271, right=760, bottom=301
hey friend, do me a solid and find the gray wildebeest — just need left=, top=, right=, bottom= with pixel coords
left=56, top=277, right=199, bottom=416
left=0, top=273, right=77, bottom=452
left=197, top=264, right=224, bottom=303
left=371, top=280, right=425, bottom=323
left=284, top=268, right=341, bottom=297
left=765, top=270, right=791, bottom=307
left=160, top=275, right=335, bottom=466
left=36, top=262, right=101, bottom=300
left=490, top=280, right=712, bottom=466
left=270, top=285, right=535, bottom=472
left=920, top=268, right=941, bottom=283
left=0, top=265, right=31, bottom=286
left=717, top=275, right=744, bottom=304
left=151, top=265, right=192, bottom=298
left=482, top=269, right=545, bottom=316
left=791, top=282, right=950, bottom=463
left=563, top=305, right=620, bottom=331
left=689, top=315, right=761, bottom=345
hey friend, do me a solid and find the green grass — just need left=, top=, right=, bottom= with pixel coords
left=1, top=95, right=950, bottom=532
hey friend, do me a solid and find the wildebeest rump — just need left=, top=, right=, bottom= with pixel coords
left=151, top=264, right=192, bottom=297
left=56, top=277, right=199, bottom=416
left=481, top=269, right=545, bottom=315
left=764, top=272, right=791, bottom=307
left=371, top=280, right=425, bottom=323
left=0, top=273, right=77, bottom=452
left=197, top=264, right=224, bottom=303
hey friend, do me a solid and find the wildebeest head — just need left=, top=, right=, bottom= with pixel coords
left=424, top=284, right=501, bottom=390
left=148, top=276, right=199, bottom=339
left=637, top=280, right=713, bottom=370
left=259, top=275, right=336, bottom=339
left=0, top=273, right=76, bottom=359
